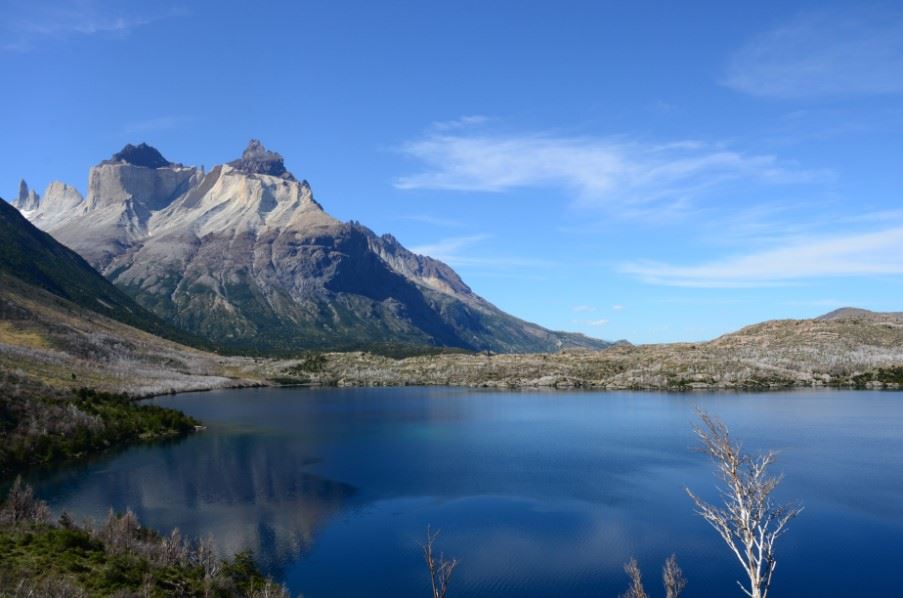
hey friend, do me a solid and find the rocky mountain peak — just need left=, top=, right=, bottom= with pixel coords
left=106, top=143, right=173, bottom=169
left=228, top=139, right=295, bottom=180
left=14, top=179, right=40, bottom=212
left=18, top=141, right=609, bottom=354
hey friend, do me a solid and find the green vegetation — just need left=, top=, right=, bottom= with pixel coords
left=0, top=200, right=208, bottom=349
left=850, top=366, right=903, bottom=388
left=0, top=479, right=287, bottom=597
left=0, top=376, right=200, bottom=476
left=282, top=352, right=328, bottom=376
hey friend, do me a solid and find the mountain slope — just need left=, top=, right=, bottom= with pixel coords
left=20, top=141, right=609, bottom=354
left=0, top=197, right=205, bottom=348
left=0, top=269, right=261, bottom=394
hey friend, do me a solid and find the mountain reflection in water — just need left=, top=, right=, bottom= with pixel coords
left=28, top=427, right=357, bottom=574
left=25, top=387, right=903, bottom=598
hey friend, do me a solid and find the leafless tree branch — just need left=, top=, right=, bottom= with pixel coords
left=662, top=554, right=686, bottom=598
left=621, top=558, right=649, bottom=598
left=422, top=526, right=458, bottom=598
left=686, top=410, right=802, bottom=598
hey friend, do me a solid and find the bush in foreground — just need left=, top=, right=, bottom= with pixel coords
left=0, top=478, right=287, bottom=597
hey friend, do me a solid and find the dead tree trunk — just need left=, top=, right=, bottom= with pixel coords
left=686, top=411, right=802, bottom=598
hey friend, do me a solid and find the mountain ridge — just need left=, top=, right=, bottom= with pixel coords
left=15, top=141, right=609, bottom=354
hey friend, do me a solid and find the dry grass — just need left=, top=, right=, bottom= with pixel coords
left=0, top=278, right=267, bottom=396
left=274, top=312, right=903, bottom=391
left=0, top=322, right=47, bottom=350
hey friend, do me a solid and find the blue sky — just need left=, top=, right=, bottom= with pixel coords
left=2, top=0, right=903, bottom=343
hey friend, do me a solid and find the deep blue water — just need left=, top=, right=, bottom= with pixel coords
left=24, top=388, right=903, bottom=597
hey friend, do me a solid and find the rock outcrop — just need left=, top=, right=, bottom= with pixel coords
left=105, top=142, right=174, bottom=169
left=227, top=139, right=294, bottom=179
left=28, top=182, right=84, bottom=231
left=11, top=180, right=40, bottom=213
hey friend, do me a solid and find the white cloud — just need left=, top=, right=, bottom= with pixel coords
left=397, top=214, right=463, bottom=228
left=621, top=226, right=903, bottom=287
left=409, top=234, right=491, bottom=258
left=409, top=233, right=556, bottom=269
left=442, top=256, right=558, bottom=268
left=724, top=9, right=903, bottom=99
left=431, top=115, right=490, bottom=131
left=3, top=1, right=185, bottom=51
left=573, top=318, right=609, bottom=327
left=612, top=304, right=624, bottom=311
left=571, top=305, right=596, bottom=313
left=395, top=128, right=823, bottom=209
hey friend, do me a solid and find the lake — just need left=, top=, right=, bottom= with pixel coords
left=24, top=387, right=903, bottom=597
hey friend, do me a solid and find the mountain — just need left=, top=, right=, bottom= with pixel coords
left=9, top=180, right=40, bottom=213
left=17, top=141, right=609, bottom=354
left=0, top=196, right=204, bottom=348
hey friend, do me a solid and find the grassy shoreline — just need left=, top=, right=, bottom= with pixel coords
left=0, top=376, right=201, bottom=479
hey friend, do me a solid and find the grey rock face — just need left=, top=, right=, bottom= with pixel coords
left=13, top=180, right=40, bottom=212
left=227, top=139, right=294, bottom=180
left=23, top=181, right=83, bottom=239
left=46, top=151, right=201, bottom=268
left=20, top=141, right=610, bottom=354
left=17, top=180, right=28, bottom=204
left=106, top=143, right=173, bottom=169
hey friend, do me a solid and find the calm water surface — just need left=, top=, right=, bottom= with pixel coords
left=25, top=388, right=903, bottom=597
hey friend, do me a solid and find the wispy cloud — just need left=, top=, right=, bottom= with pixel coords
left=410, top=233, right=556, bottom=269
left=123, top=115, right=183, bottom=135
left=571, top=305, right=597, bottom=313
left=3, top=1, right=185, bottom=51
left=397, top=214, right=463, bottom=228
left=621, top=226, right=903, bottom=287
left=573, top=318, right=609, bottom=327
left=396, top=126, right=824, bottom=210
left=724, top=8, right=903, bottom=99
left=409, top=234, right=491, bottom=258
left=430, top=115, right=490, bottom=131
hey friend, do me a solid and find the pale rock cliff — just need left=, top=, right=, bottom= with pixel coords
left=18, top=141, right=609, bottom=354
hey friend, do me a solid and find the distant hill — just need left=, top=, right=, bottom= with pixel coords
left=281, top=308, right=903, bottom=390
left=15, top=141, right=610, bottom=354
left=0, top=197, right=206, bottom=349
left=816, top=307, right=903, bottom=321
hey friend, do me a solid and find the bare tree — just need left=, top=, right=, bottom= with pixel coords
left=686, top=411, right=802, bottom=598
left=422, top=526, right=458, bottom=598
left=0, top=477, right=50, bottom=527
left=197, top=534, right=221, bottom=580
left=662, top=554, right=686, bottom=598
left=621, top=555, right=686, bottom=598
left=621, top=558, right=648, bottom=598
left=246, top=579, right=291, bottom=598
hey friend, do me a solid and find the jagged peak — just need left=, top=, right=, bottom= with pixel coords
left=14, top=179, right=40, bottom=211
left=104, top=143, right=174, bottom=169
left=227, top=139, right=296, bottom=180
